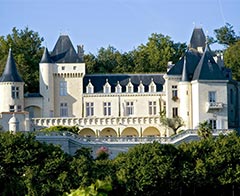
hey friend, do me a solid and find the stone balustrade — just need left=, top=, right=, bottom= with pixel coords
left=32, top=116, right=161, bottom=129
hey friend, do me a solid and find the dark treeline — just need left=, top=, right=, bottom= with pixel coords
left=0, top=23, right=239, bottom=93
left=1, top=131, right=240, bottom=196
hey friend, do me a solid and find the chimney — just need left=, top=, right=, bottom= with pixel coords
left=77, top=45, right=84, bottom=61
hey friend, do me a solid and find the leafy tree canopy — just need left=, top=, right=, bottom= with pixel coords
left=0, top=27, right=44, bottom=92
left=214, top=23, right=239, bottom=46
left=224, top=40, right=240, bottom=81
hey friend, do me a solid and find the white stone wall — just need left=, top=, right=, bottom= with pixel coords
left=39, top=63, right=54, bottom=117
left=191, top=81, right=228, bottom=129
left=0, top=82, right=24, bottom=113
left=83, top=93, right=164, bottom=118
left=163, top=74, right=181, bottom=118
left=178, top=81, right=192, bottom=129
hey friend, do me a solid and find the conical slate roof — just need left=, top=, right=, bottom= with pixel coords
left=189, top=28, right=206, bottom=51
left=40, top=47, right=53, bottom=63
left=181, top=56, right=190, bottom=81
left=51, top=35, right=82, bottom=63
left=0, top=49, right=23, bottom=82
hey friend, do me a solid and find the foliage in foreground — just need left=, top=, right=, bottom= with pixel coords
left=1, top=131, right=240, bottom=196
left=39, top=125, right=80, bottom=134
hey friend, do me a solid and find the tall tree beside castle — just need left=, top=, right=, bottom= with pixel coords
left=0, top=27, right=44, bottom=92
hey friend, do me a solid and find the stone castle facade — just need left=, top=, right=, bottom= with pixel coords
left=0, top=28, right=239, bottom=136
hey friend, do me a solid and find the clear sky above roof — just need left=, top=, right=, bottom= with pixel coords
left=1, top=0, right=239, bottom=54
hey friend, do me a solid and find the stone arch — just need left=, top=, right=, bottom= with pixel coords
left=143, top=126, right=160, bottom=137
left=79, top=128, right=96, bottom=137
left=121, top=127, right=139, bottom=137
left=100, top=127, right=117, bottom=137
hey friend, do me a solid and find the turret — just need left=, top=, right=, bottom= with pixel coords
left=39, top=47, right=55, bottom=117
left=39, top=35, right=86, bottom=118
left=178, top=55, right=192, bottom=129
left=0, top=49, right=24, bottom=113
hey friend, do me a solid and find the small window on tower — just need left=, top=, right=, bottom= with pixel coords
left=9, top=105, right=15, bottom=112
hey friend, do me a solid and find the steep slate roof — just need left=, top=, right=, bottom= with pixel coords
left=167, top=49, right=202, bottom=80
left=192, top=47, right=227, bottom=80
left=51, top=35, right=82, bottom=63
left=83, top=74, right=165, bottom=93
left=189, top=28, right=206, bottom=51
left=167, top=27, right=228, bottom=81
left=40, top=47, right=53, bottom=63
left=181, top=56, right=190, bottom=81
left=0, top=49, right=23, bottom=82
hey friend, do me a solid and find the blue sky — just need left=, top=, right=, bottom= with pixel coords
left=1, top=0, right=239, bottom=54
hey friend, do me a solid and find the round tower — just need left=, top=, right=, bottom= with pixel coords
left=39, top=47, right=55, bottom=117
left=0, top=49, right=24, bottom=113
left=178, top=56, right=192, bottom=129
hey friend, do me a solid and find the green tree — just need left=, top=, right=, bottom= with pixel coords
left=0, top=27, right=44, bottom=92
left=40, top=125, right=80, bottom=134
left=160, top=116, right=184, bottom=135
left=224, top=40, right=240, bottom=81
left=0, top=132, right=73, bottom=195
left=197, top=121, right=212, bottom=139
left=116, top=142, right=181, bottom=196
left=65, top=179, right=112, bottom=196
left=68, top=147, right=95, bottom=189
left=214, top=23, right=239, bottom=46
left=133, top=33, right=186, bottom=73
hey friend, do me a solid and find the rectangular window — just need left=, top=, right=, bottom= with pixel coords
left=172, top=107, right=178, bottom=117
left=208, top=91, right=216, bottom=103
left=103, top=102, right=111, bottom=116
left=11, top=86, right=19, bottom=99
left=60, top=103, right=68, bottom=117
left=17, top=105, right=22, bottom=112
left=149, top=101, right=157, bottom=115
left=9, top=105, right=15, bottom=112
left=60, top=81, right=67, bottom=96
left=104, top=86, right=111, bottom=93
left=172, top=85, right=178, bottom=98
left=86, top=102, right=94, bottom=117
left=209, top=119, right=217, bottom=129
left=126, top=101, right=134, bottom=116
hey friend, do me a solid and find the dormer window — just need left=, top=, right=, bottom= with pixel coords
left=115, top=81, right=122, bottom=93
left=138, top=81, right=145, bottom=93
left=149, top=78, right=156, bottom=93
left=103, top=79, right=111, bottom=93
left=86, top=79, right=94, bottom=93
left=127, top=79, right=134, bottom=93
left=61, top=66, right=65, bottom=70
